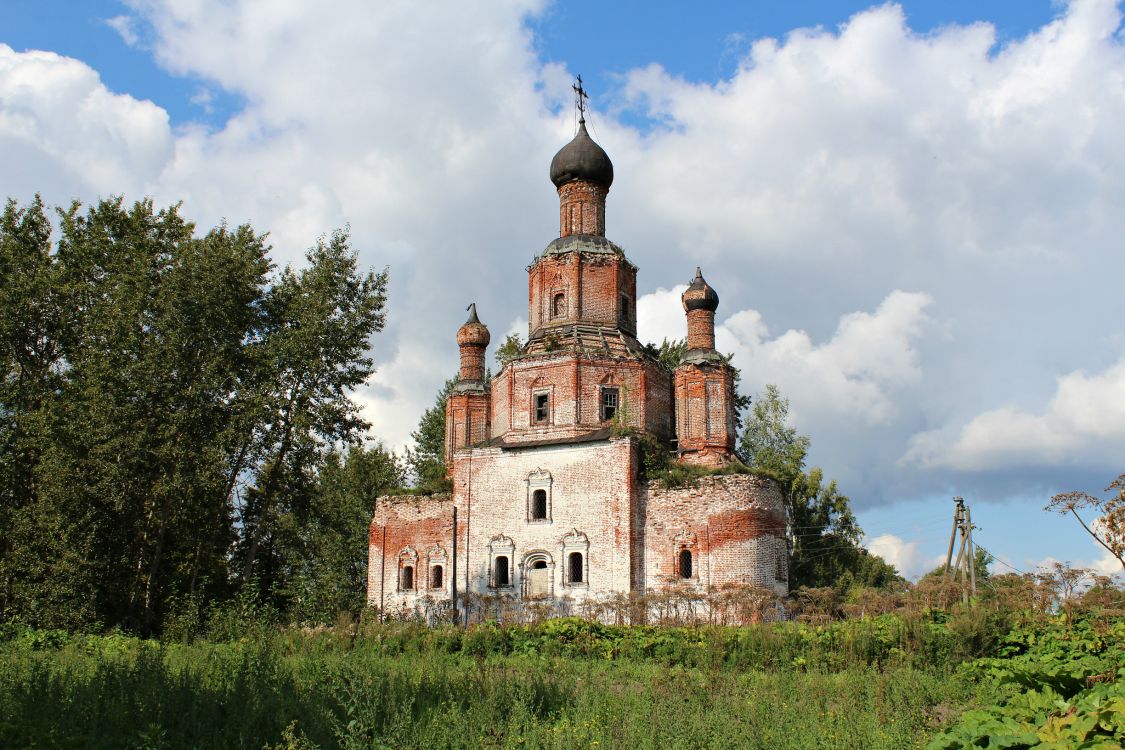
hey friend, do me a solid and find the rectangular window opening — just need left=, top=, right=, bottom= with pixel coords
left=531, top=489, right=548, bottom=521
left=534, top=392, right=549, bottom=423
left=600, top=387, right=619, bottom=421
left=568, top=552, right=584, bottom=584
left=494, top=556, right=510, bottom=587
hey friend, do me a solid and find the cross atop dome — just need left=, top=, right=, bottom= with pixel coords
left=572, top=74, right=589, bottom=124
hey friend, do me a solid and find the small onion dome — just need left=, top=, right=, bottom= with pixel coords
left=682, top=267, right=719, bottom=312
left=549, top=120, right=614, bottom=189
left=456, top=303, right=490, bottom=346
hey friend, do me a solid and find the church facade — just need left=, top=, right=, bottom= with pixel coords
left=367, top=113, right=788, bottom=615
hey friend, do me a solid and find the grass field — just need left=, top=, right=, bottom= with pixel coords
left=1, top=612, right=1120, bottom=749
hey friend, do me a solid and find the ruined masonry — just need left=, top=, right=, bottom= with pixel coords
left=368, top=113, right=788, bottom=613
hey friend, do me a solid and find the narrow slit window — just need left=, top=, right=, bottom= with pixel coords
left=531, top=489, right=548, bottom=521
left=495, top=556, right=510, bottom=587
left=402, top=565, right=414, bottom=590
left=600, top=387, right=619, bottom=421
left=678, top=550, right=692, bottom=579
left=431, top=565, right=443, bottom=589
left=620, top=296, right=630, bottom=323
left=568, top=552, right=584, bottom=584
left=534, top=393, right=549, bottom=423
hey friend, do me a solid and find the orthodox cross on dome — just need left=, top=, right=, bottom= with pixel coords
left=572, top=75, right=589, bottom=123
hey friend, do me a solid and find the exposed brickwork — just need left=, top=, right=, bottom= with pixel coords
left=674, top=361, right=736, bottom=465
left=368, top=447, right=790, bottom=609
left=558, top=180, right=607, bottom=237
left=445, top=391, right=490, bottom=458
left=527, top=252, right=636, bottom=337
left=643, top=474, right=788, bottom=595
left=489, top=353, right=672, bottom=443
left=686, top=308, right=716, bottom=351
left=370, top=119, right=789, bottom=617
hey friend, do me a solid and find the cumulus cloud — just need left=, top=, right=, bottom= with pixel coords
left=717, top=290, right=933, bottom=423
left=0, top=44, right=172, bottom=202
left=903, top=355, right=1125, bottom=470
left=864, top=533, right=943, bottom=579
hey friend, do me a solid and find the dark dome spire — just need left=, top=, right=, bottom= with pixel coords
left=682, top=267, right=719, bottom=312
left=549, top=120, right=614, bottom=189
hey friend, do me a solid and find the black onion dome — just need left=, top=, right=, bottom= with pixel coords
left=549, top=120, right=614, bottom=189
left=682, top=268, right=719, bottom=312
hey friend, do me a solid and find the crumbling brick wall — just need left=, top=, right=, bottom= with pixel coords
left=642, top=474, right=788, bottom=595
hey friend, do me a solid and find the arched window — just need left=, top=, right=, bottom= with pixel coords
left=495, top=555, right=510, bottom=587
left=551, top=292, right=566, bottom=318
left=568, top=552, right=584, bottom=584
left=402, top=565, right=415, bottom=590
left=530, top=489, right=548, bottom=520
left=678, top=549, right=693, bottom=579
left=431, top=565, right=443, bottom=589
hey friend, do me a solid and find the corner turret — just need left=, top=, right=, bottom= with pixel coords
left=674, top=269, right=737, bottom=466
left=446, top=304, right=491, bottom=472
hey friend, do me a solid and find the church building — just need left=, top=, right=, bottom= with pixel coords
left=368, top=96, right=788, bottom=615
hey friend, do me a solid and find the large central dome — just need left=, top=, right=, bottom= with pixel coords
left=549, top=120, right=614, bottom=189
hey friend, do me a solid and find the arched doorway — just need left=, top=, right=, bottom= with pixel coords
left=522, top=552, right=554, bottom=600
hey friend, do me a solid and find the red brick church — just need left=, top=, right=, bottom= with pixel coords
left=368, top=104, right=788, bottom=615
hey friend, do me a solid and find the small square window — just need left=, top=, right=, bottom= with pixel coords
left=600, top=387, right=619, bottom=421
left=534, top=392, right=549, bottom=423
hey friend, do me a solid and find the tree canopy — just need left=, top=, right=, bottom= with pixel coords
left=0, top=196, right=389, bottom=634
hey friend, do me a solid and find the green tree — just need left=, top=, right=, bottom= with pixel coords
left=406, top=377, right=455, bottom=492
left=0, top=196, right=388, bottom=634
left=234, top=228, right=389, bottom=590
left=495, top=334, right=523, bottom=368
left=645, top=338, right=687, bottom=370
left=273, top=442, right=403, bottom=623
left=740, top=384, right=892, bottom=591
left=1, top=197, right=276, bottom=631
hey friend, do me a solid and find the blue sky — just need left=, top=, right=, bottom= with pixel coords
left=2, top=0, right=1122, bottom=581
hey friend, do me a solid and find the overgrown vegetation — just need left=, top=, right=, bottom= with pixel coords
left=3, top=588, right=1121, bottom=750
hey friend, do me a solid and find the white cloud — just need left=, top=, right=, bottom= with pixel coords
left=903, top=355, right=1125, bottom=470
left=105, top=15, right=140, bottom=47
left=0, top=44, right=172, bottom=202
left=865, top=533, right=933, bottom=578
left=716, top=290, right=934, bottom=423
left=3, top=0, right=1125, bottom=512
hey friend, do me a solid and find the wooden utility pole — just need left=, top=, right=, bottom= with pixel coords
left=944, top=497, right=977, bottom=606
left=965, top=505, right=977, bottom=600
left=944, top=497, right=964, bottom=579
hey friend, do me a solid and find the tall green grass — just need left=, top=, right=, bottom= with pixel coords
left=0, top=616, right=986, bottom=749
